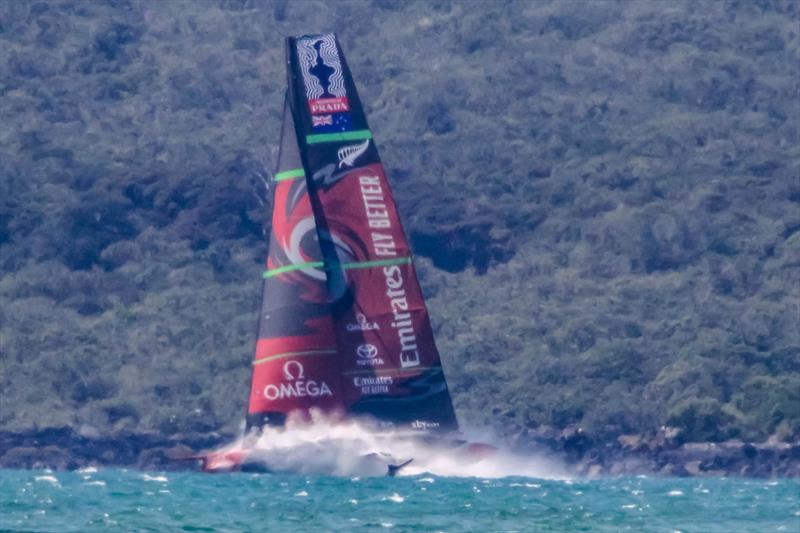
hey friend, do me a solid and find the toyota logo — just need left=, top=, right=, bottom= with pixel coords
left=357, top=344, right=378, bottom=359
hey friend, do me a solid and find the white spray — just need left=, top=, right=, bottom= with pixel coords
left=220, top=411, right=566, bottom=479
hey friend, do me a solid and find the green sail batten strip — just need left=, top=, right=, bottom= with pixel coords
left=263, top=257, right=410, bottom=278
left=306, top=130, right=372, bottom=144
left=274, top=168, right=305, bottom=182
left=253, top=349, right=338, bottom=366
left=339, top=256, right=412, bottom=270
left=263, top=261, right=324, bottom=278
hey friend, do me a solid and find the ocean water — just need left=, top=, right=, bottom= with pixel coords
left=1, top=469, right=798, bottom=532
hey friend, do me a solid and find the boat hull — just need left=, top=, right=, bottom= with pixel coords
left=194, top=438, right=497, bottom=474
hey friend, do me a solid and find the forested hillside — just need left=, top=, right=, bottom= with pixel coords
left=1, top=0, right=798, bottom=447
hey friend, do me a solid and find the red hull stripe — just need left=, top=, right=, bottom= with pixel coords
left=263, top=256, right=411, bottom=278
left=275, top=168, right=305, bottom=181
left=252, top=348, right=338, bottom=366
left=306, top=130, right=372, bottom=144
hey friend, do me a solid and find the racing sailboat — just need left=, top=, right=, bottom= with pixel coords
left=198, top=34, right=482, bottom=473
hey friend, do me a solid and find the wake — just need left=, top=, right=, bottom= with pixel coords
left=218, top=412, right=566, bottom=479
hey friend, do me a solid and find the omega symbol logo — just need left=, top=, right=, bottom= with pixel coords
left=283, top=360, right=305, bottom=380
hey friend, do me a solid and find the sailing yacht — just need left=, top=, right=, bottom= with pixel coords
left=197, top=34, right=491, bottom=474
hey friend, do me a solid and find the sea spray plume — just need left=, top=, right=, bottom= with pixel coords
left=224, top=410, right=566, bottom=478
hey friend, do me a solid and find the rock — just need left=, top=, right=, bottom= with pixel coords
left=560, top=426, right=594, bottom=459
left=742, top=443, right=757, bottom=459
left=658, top=463, right=677, bottom=476
left=77, top=425, right=101, bottom=439
left=668, top=462, right=692, bottom=477
left=0, top=446, right=40, bottom=468
left=684, top=460, right=703, bottom=476
left=137, top=447, right=171, bottom=470
left=586, top=464, right=603, bottom=478
left=618, top=434, right=644, bottom=451
left=791, top=444, right=800, bottom=460
left=100, top=449, right=117, bottom=463
left=166, top=443, right=195, bottom=459
left=652, top=426, right=682, bottom=450
left=38, top=446, right=72, bottom=470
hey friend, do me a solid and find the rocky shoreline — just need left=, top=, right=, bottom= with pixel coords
left=0, top=427, right=222, bottom=472
left=1, top=426, right=798, bottom=477
left=512, top=425, right=800, bottom=478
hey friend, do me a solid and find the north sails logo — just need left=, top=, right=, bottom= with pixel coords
left=263, top=361, right=332, bottom=401
left=337, top=140, right=370, bottom=168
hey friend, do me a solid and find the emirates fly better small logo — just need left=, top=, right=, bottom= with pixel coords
left=356, top=343, right=384, bottom=366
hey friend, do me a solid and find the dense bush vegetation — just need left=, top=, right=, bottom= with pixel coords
left=1, top=0, right=798, bottom=445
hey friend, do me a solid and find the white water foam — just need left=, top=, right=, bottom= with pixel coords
left=218, top=411, right=565, bottom=478
left=142, top=474, right=168, bottom=483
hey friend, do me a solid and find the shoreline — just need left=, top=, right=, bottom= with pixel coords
left=1, top=427, right=797, bottom=477
left=510, top=426, right=800, bottom=478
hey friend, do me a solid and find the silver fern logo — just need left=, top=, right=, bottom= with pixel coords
left=337, top=140, right=370, bottom=168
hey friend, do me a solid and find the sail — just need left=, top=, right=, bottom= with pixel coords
left=246, top=95, right=345, bottom=431
left=285, top=33, right=459, bottom=433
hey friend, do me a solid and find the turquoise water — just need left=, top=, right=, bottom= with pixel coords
left=1, top=469, right=797, bottom=532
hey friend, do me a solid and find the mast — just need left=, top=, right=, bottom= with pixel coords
left=285, top=33, right=459, bottom=433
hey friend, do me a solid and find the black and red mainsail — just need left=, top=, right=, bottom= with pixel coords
left=247, top=33, right=457, bottom=434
